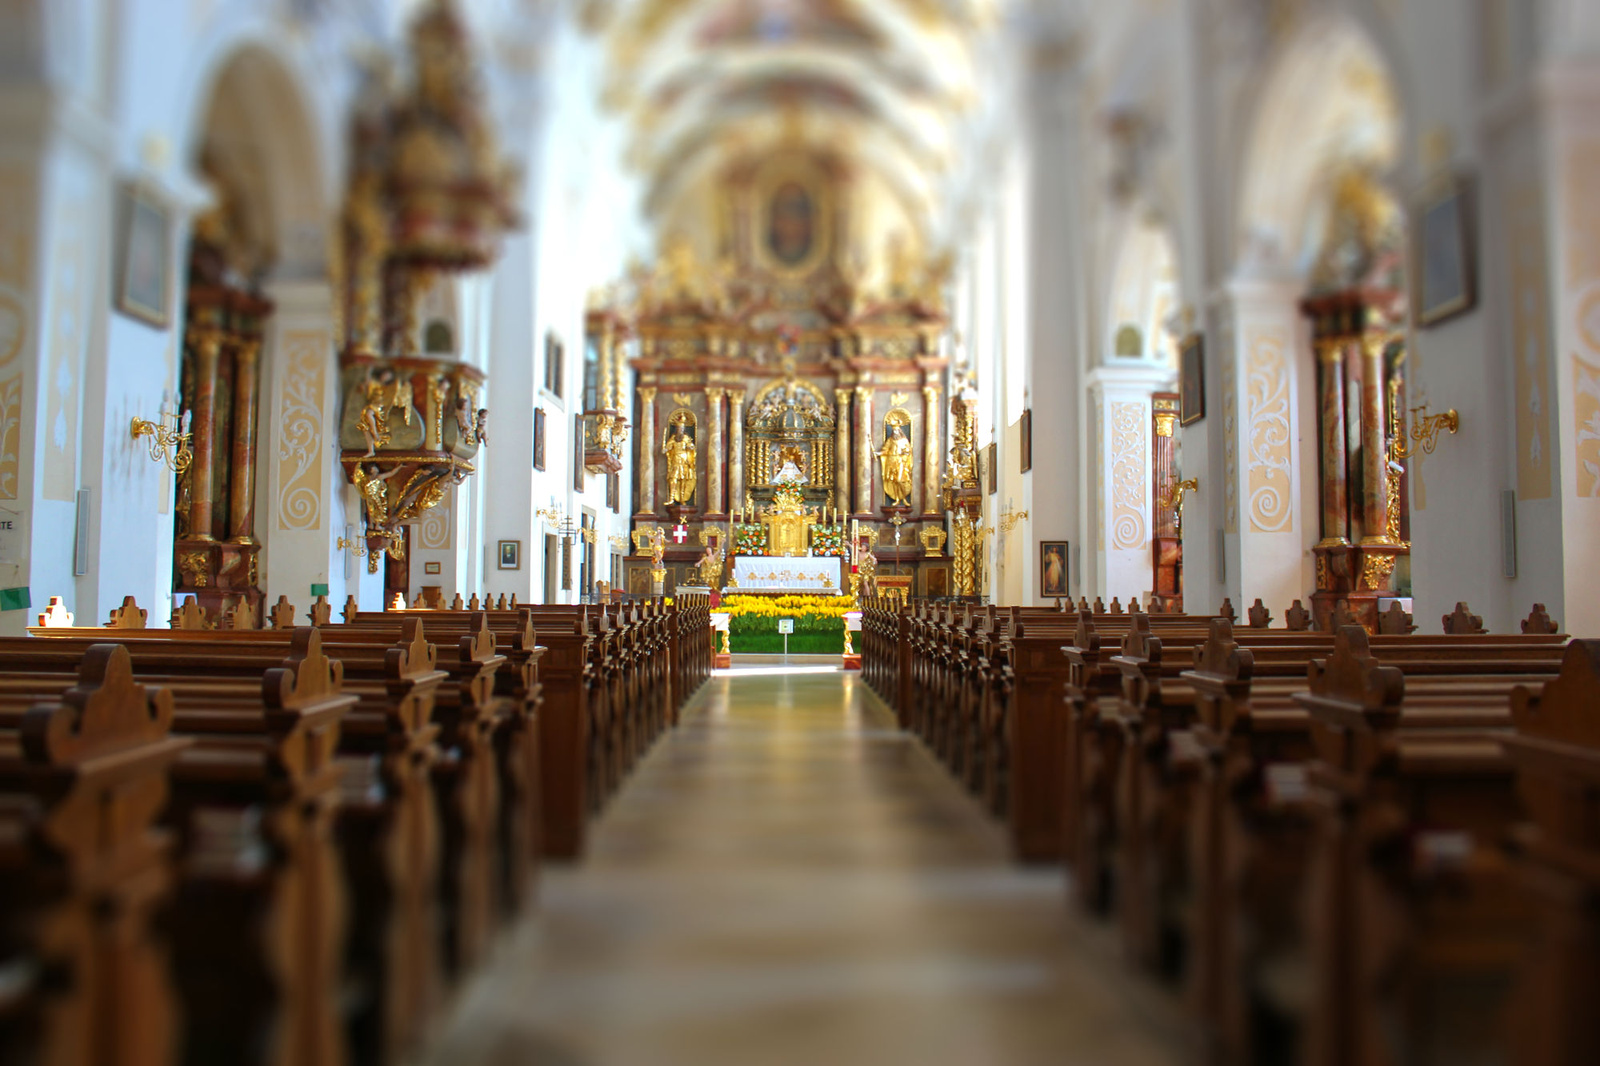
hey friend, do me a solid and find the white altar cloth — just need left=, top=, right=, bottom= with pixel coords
left=730, top=555, right=842, bottom=592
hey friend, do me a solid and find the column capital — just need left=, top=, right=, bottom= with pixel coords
left=922, top=384, right=941, bottom=398
left=1314, top=337, right=1347, bottom=364
left=638, top=386, right=657, bottom=402
left=704, top=386, right=724, bottom=401
left=854, top=385, right=873, bottom=402
left=835, top=388, right=853, bottom=406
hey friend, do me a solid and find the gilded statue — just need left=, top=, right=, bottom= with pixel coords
left=664, top=423, right=697, bottom=505
left=358, top=369, right=413, bottom=457
left=877, top=420, right=913, bottom=506
left=352, top=462, right=403, bottom=528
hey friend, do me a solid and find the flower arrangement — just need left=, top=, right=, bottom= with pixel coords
left=809, top=524, right=845, bottom=556
left=733, top=524, right=766, bottom=555
left=720, top=593, right=856, bottom=650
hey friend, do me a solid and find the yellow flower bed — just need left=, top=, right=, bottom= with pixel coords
left=719, top=594, right=856, bottom=621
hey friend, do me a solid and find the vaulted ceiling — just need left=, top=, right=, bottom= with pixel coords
left=588, top=0, right=1010, bottom=249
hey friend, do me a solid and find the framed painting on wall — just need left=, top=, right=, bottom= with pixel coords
left=983, top=443, right=997, bottom=494
left=115, top=183, right=171, bottom=327
left=1179, top=333, right=1205, bottom=427
left=1019, top=408, right=1032, bottom=473
left=1040, top=540, right=1070, bottom=600
left=1413, top=172, right=1477, bottom=328
left=497, top=539, right=521, bottom=571
left=423, top=561, right=441, bottom=576
left=533, top=407, right=546, bottom=471
left=573, top=414, right=585, bottom=492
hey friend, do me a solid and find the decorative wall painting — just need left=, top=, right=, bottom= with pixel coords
left=1414, top=172, right=1477, bottom=327
left=116, top=183, right=171, bottom=327
left=1019, top=408, right=1032, bottom=472
left=1179, top=333, right=1205, bottom=427
left=1040, top=540, right=1069, bottom=599
left=533, top=407, right=546, bottom=470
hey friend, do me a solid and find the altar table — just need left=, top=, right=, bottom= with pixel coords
left=730, top=555, right=842, bottom=592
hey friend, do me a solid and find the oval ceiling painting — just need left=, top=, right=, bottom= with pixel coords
left=767, top=181, right=815, bottom=267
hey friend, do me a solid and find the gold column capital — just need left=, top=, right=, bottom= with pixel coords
left=1315, top=337, right=1347, bottom=364
left=1360, top=331, right=1394, bottom=362
left=1154, top=411, right=1177, bottom=437
left=854, top=385, right=873, bottom=402
left=835, top=387, right=853, bottom=406
left=922, top=384, right=941, bottom=399
left=639, top=386, right=657, bottom=402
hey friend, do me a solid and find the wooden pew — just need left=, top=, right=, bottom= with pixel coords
left=0, top=644, right=190, bottom=1066
left=23, top=619, right=449, bottom=1065
left=1500, top=640, right=1600, bottom=1066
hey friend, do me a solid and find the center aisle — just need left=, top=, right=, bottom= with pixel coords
left=422, top=667, right=1187, bottom=1066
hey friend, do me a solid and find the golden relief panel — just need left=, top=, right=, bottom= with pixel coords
left=1222, top=333, right=1239, bottom=534
left=1511, top=176, right=1554, bottom=501
left=1245, top=328, right=1293, bottom=533
left=276, top=329, right=328, bottom=531
left=43, top=197, right=85, bottom=503
left=1110, top=400, right=1147, bottom=551
left=416, top=483, right=453, bottom=550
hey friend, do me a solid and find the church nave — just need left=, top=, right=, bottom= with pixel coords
left=422, top=667, right=1185, bottom=1066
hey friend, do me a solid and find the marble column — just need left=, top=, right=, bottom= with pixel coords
left=228, top=338, right=261, bottom=543
left=853, top=386, right=873, bottom=514
left=637, top=387, right=657, bottom=514
left=727, top=390, right=745, bottom=518
left=1358, top=332, right=1391, bottom=544
left=186, top=327, right=224, bottom=541
left=921, top=384, right=942, bottom=514
left=833, top=387, right=852, bottom=508
left=1317, top=338, right=1350, bottom=545
left=705, top=387, right=725, bottom=516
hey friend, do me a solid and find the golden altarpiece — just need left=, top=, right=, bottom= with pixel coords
left=607, top=149, right=962, bottom=598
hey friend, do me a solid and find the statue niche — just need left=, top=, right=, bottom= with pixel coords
left=664, top=410, right=698, bottom=507
left=878, top=408, right=913, bottom=507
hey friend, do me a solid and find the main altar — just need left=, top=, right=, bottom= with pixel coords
left=601, top=141, right=981, bottom=602
left=730, top=557, right=842, bottom=593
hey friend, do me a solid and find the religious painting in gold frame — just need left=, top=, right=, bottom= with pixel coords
left=752, top=155, right=833, bottom=280
left=116, top=182, right=171, bottom=328
left=1413, top=171, right=1477, bottom=328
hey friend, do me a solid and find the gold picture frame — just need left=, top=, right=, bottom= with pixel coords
left=497, top=539, right=521, bottom=571
left=1413, top=171, right=1477, bottom=328
left=115, top=183, right=171, bottom=328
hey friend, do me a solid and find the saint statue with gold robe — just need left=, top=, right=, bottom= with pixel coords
left=664, top=423, right=697, bottom=505
left=877, top=422, right=913, bottom=506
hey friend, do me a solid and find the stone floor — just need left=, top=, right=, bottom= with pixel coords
left=419, top=667, right=1189, bottom=1066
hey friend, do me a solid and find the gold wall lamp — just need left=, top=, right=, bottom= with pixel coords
left=1400, top=404, right=1460, bottom=457
left=130, top=408, right=192, bottom=473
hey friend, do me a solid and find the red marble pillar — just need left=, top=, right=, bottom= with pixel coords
left=1317, top=338, right=1350, bottom=545
left=1359, top=332, right=1392, bottom=544
left=228, top=338, right=261, bottom=543
left=186, top=327, right=223, bottom=541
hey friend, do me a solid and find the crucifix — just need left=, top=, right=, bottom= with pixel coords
left=672, top=524, right=688, bottom=544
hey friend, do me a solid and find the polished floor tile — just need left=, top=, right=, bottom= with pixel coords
left=419, top=669, right=1188, bottom=1066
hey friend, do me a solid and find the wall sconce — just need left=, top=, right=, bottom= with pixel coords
left=1407, top=404, right=1459, bottom=455
left=130, top=407, right=192, bottom=473
left=998, top=508, right=1030, bottom=534
left=608, top=534, right=629, bottom=553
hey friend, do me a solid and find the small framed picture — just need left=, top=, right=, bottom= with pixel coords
left=1019, top=408, right=1032, bottom=473
left=1040, top=540, right=1070, bottom=599
left=424, top=561, right=442, bottom=575
left=533, top=407, right=546, bottom=471
left=1179, top=333, right=1205, bottom=427
left=1413, top=171, right=1477, bottom=328
left=983, top=443, right=997, bottom=494
left=497, top=539, right=521, bottom=570
left=115, top=183, right=171, bottom=327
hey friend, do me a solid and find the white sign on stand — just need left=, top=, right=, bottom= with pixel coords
left=778, top=617, right=794, bottom=662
